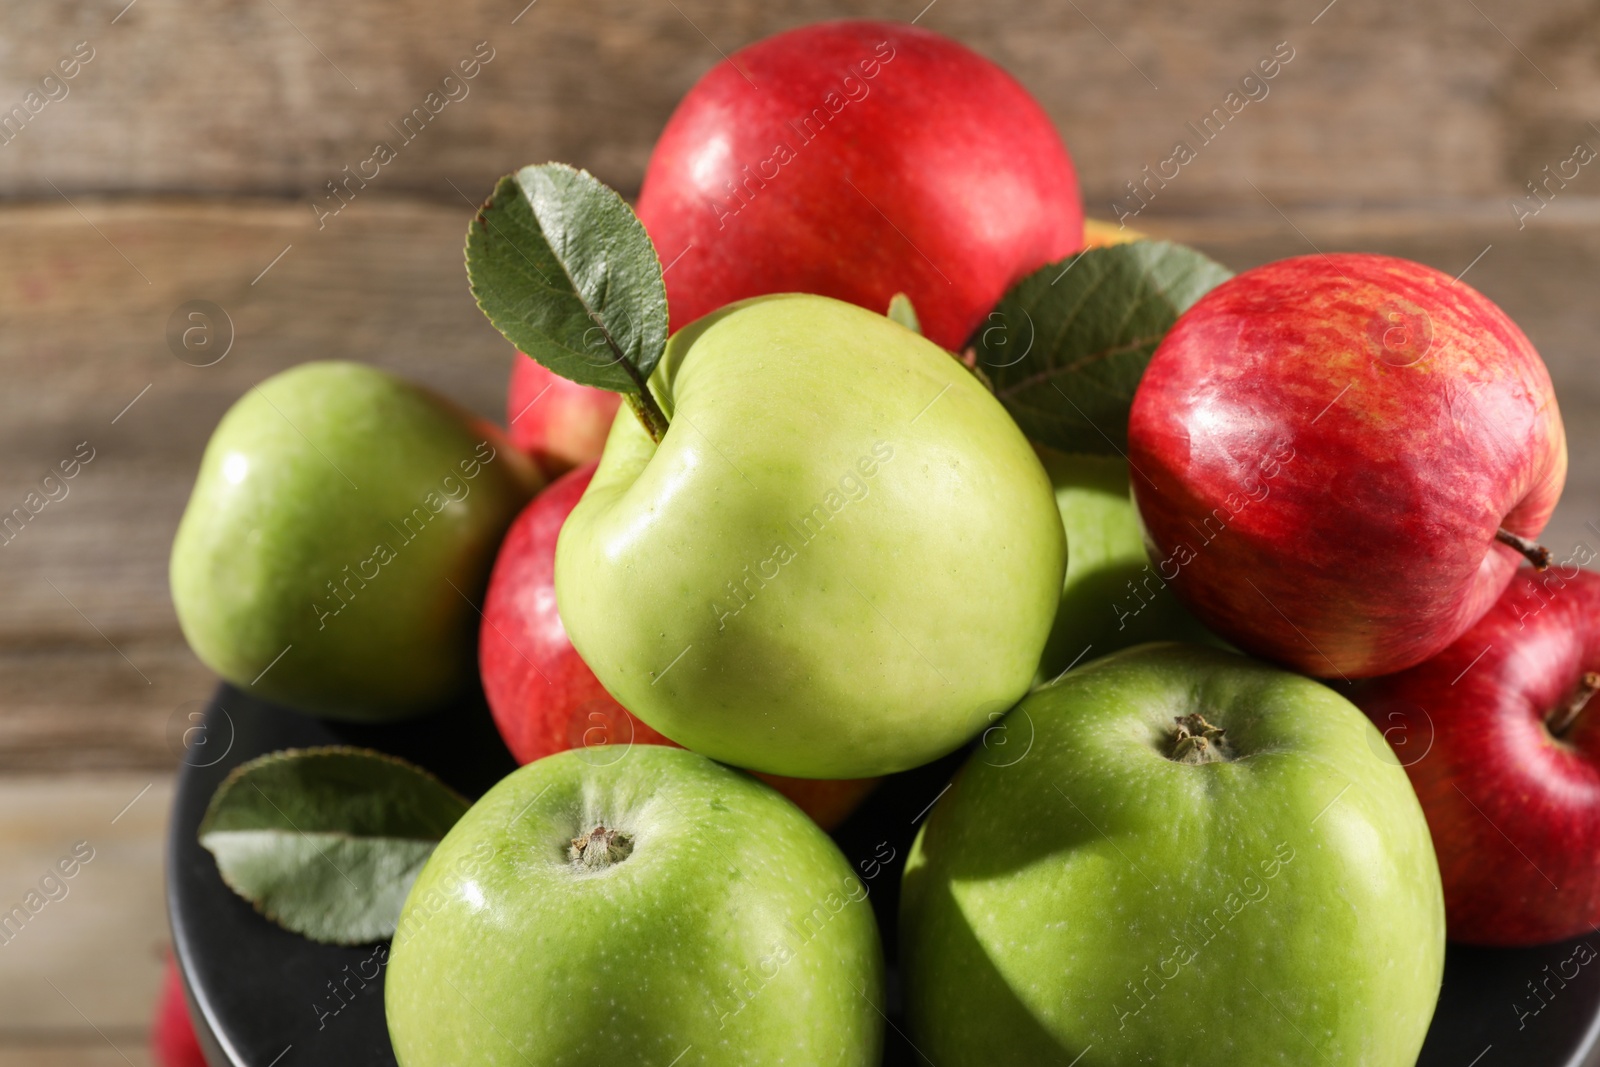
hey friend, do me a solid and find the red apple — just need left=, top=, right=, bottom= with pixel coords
left=635, top=19, right=1083, bottom=352
left=1353, top=565, right=1600, bottom=945
left=479, top=462, right=877, bottom=830
left=1128, top=253, right=1567, bottom=678
left=505, top=356, right=621, bottom=477
left=152, top=959, right=207, bottom=1067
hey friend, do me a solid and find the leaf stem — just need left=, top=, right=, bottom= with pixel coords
left=616, top=354, right=668, bottom=443
left=593, top=321, right=668, bottom=443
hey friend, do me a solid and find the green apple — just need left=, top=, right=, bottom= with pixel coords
left=385, top=744, right=885, bottom=1066
left=1035, top=446, right=1218, bottom=682
left=902, top=643, right=1445, bottom=1065
left=555, top=293, right=1066, bottom=779
left=170, top=361, right=540, bottom=720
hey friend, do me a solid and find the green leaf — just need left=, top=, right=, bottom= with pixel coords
left=466, top=163, right=669, bottom=400
left=975, top=241, right=1232, bottom=455
left=887, top=292, right=922, bottom=335
left=199, top=747, right=469, bottom=945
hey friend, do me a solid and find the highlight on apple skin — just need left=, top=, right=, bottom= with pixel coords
left=554, top=294, right=1066, bottom=780
left=478, top=461, right=879, bottom=830
left=636, top=19, right=1083, bottom=352
left=1127, top=252, right=1567, bottom=679
left=1354, top=565, right=1600, bottom=946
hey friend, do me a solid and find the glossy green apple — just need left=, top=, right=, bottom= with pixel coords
left=1035, top=446, right=1218, bottom=683
left=902, top=643, right=1445, bottom=1065
left=170, top=361, right=540, bottom=720
left=385, top=745, right=885, bottom=1066
left=555, top=293, right=1066, bottom=779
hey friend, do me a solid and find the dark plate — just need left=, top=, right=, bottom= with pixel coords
left=169, top=685, right=1600, bottom=1066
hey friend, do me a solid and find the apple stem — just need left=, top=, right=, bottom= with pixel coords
left=1547, top=672, right=1600, bottom=738
left=606, top=342, right=669, bottom=443
left=625, top=392, right=669, bottom=444
left=569, top=825, right=634, bottom=870
left=1168, top=713, right=1234, bottom=765
left=1497, top=527, right=1552, bottom=571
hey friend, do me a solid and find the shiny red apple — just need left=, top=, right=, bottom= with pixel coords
left=1128, top=253, right=1567, bottom=678
left=505, top=356, right=620, bottom=477
left=1354, top=565, right=1600, bottom=945
left=152, top=959, right=207, bottom=1067
left=479, top=463, right=877, bottom=830
left=635, top=19, right=1083, bottom=351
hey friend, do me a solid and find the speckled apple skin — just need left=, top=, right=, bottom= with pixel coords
left=1128, top=253, right=1566, bottom=679
left=901, top=644, right=1446, bottom=1066
left=170, top=361, right=541, bottom=720
left=636, top=20, right=1082, bottom=352
left=1354, top=566, right=1600, bottom=945
left=478, top=462, right=879, bottom=829
left=386, top=745, right=884, bottom=1067
left=555, top=294, right=1066, bottom=779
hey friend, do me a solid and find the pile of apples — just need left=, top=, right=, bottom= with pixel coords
left=169, top=18, right=1593, bottom=1067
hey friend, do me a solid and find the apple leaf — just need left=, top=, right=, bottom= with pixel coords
left=976, top=241, right=1232, bottom=455
left=887, top=292, right=922, bottom=334
left=198, top=747, right=469, bottom=945
left=466, top=163, right=669, bottom=434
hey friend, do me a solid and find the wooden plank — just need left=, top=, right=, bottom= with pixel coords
left=0, top=774, right=172, bottom=1046
left=0, top=0, right=1596, bottom=212
left=0, top=1047, right=151, bottom=1067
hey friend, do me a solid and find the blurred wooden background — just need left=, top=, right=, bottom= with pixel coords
left=3, top=0, right=1600, bottom=1062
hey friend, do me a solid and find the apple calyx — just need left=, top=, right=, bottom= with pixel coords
left=569, top=825, right=634, bottom=870
left=1496, top=526, right=1552, bottom=571
left=1546, top=671, right=1600, bottom=739
left=1168, top=714, right=1234, bottom=765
